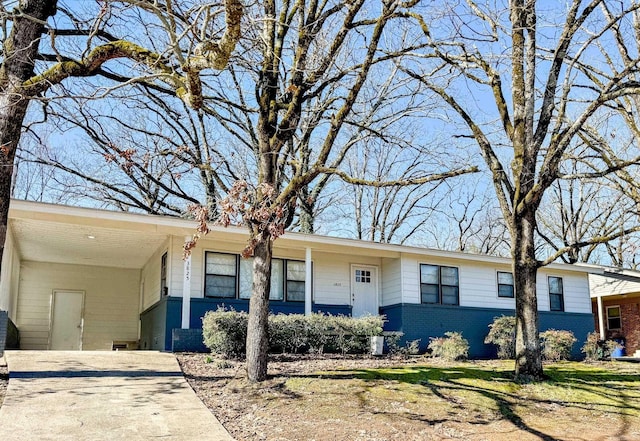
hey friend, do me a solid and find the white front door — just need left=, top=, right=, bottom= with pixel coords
left=50, top=291, right=84, bottom=350
left=351, top=266, right=378, bottom=317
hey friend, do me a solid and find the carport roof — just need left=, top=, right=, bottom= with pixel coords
left=8, top=199, right=604, bottom=273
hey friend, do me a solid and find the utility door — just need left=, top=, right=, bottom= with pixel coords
left=50, top=290, right=84, bottom=350
left=351, top=265, right=379, bottom=317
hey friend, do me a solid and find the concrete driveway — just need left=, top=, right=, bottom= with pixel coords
left=0, top=351, right=234, bottom=441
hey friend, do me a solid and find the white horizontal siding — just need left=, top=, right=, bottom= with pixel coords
left=589, top=274, right=640, bottom=297
left=140, top=239, right=169, bottom=310
left=401, top=255, right=421, bottom=303
left=171, top=236, right=382, bottom=306
left=381, top=258, right=402, bottom=306
left=400, top=253, right=590, bottom=313
left=537, top=270, right=591, bottom=314
left=16, top=261, right=141, bottom=350
left=312, top=253, right=380, bottom=305
left=459, top=264, right=515, bottom=310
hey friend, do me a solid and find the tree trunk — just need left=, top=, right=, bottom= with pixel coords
left=298, top=197, right=314, bottom=234
left=245, top=230, right=272, bottom=382
left=512, top=209, right=543, bottom=379
left=0, top=0, right=57, bottom=263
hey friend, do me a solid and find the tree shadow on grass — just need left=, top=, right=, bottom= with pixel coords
left=292, top=363, right=640, bottom=441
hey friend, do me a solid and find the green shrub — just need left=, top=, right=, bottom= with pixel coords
left=269, top=314, right=309, bottom=354
left=484, top=315, right=516, bottom=359
left=581, top=332, right=603, bottom=361
left=202, top=308, right=385, bottom=357
left=202, top=307, right=248, bottom=357
left=428, top=332, right=469, bottom=361
left=540, top=329, right=576, bottom=361
left=386, top=332, right=421, bottom=357
left=325, top=314, right=385, bottom=354
left=304, top=313, right=331, bottom=353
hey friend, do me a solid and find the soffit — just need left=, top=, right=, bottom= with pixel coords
left=10, top=218, right=168, bottom=269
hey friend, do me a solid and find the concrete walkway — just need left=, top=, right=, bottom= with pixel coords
left=0, top=351, right=234, bottom=441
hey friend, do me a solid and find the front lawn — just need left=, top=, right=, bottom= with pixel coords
left=178, top=354, right=640, bottom=441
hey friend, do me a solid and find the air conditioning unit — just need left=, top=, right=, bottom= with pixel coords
left=370, top=336, right=384, bottom=355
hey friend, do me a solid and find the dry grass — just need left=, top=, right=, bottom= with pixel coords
left=178, top=354, right=640, bottom=441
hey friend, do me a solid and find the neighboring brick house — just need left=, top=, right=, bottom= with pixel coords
left=590, top=271, right=640, bottom=357
left=1, top=200, right=597, bottom=357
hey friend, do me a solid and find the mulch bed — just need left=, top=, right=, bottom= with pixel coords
left=176, top=353, right=429, bottom=441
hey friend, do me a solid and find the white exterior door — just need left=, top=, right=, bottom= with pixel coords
left=50, top=291, right=84, bottom=350
left=351, top=266, right=378, bottom=317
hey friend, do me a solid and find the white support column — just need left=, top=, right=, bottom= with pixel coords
left=181, top=236, right=192, bottom=329
left=597, top=295, right=605, bottom=339
left=305, top=247, right=312, bottom=316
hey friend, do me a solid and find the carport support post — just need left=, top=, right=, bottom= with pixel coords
left=305, top=247, right=312, bottom=316
left=597, top=295, right=605, bottom=340
left=181, top=236, right=192, bottom=329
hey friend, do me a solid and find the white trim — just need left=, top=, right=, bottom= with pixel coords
left=605, top=304, right=622, bottom=331
left=181, top=236, right=192, bottom=329
left=305, top=248, right=312, bottom=316
left=597, top=295, right=605, bottom=339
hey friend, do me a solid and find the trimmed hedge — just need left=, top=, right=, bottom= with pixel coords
left=202, top=308, right=385, bottom=358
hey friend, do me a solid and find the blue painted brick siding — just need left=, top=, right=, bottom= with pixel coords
left=381, top=303, right=594, bottom=359
left=140, top=297, right=353, bottom=351
left=1, top=312, right=21, bottom=355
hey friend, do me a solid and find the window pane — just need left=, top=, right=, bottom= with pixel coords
left=607, top=306, right=620, bottom=318
left=271, top=259, right=284, bottom=301
left=287, top=261, right=305, bottom=281
left=286, top=280, right=305, bottom=301
left=497, top=271, right=513, bottom=285
left=440, top=267, right=459, bottom=286
left=421, top=284, right=439, bottom=303
left=205, top=275, right=236, bottom=298
left=548, top=277, right=563, bottom=295
left=420, top=265, right=439, bottom=284
left=498, top=284, right=514, bottom=298
left=608, top=317, right=621, bottom=329
left=441, top=286, right=459, bottom=305
left=206, top=253, right=236, bottom=276
left=549, top=293, right=563, bottom=311
left=239, top=258, right=284, bottom=300
left=238, top=258, right=253, bottom=299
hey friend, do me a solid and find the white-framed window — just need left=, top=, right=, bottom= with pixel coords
left=497, top=271, right=514, bottom=298
left=204, top=251, right=307, bottom=302
left=239, top=258, right=284, bottom=301
left=548, top=276, right=564, bottom=312
left=606, top=305, right=621, bottom=330
left=419, top=264, right=459, bottom=305
left=204, top=252, right=238, bottom=298
left=286, top=261, right=306, bottom=302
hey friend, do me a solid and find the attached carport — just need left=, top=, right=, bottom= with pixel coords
left=4, top=201, right=172, bottom=350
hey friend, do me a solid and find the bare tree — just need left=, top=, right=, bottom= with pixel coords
left=404, top=1, right=640, bottom=378
left=422, top=180, right=510, bottom=255
left=1, top=0, right=242, bottom=262
left=183, top=0, right=479, bottom=382
left=19, top=86, right=238, bottom=214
